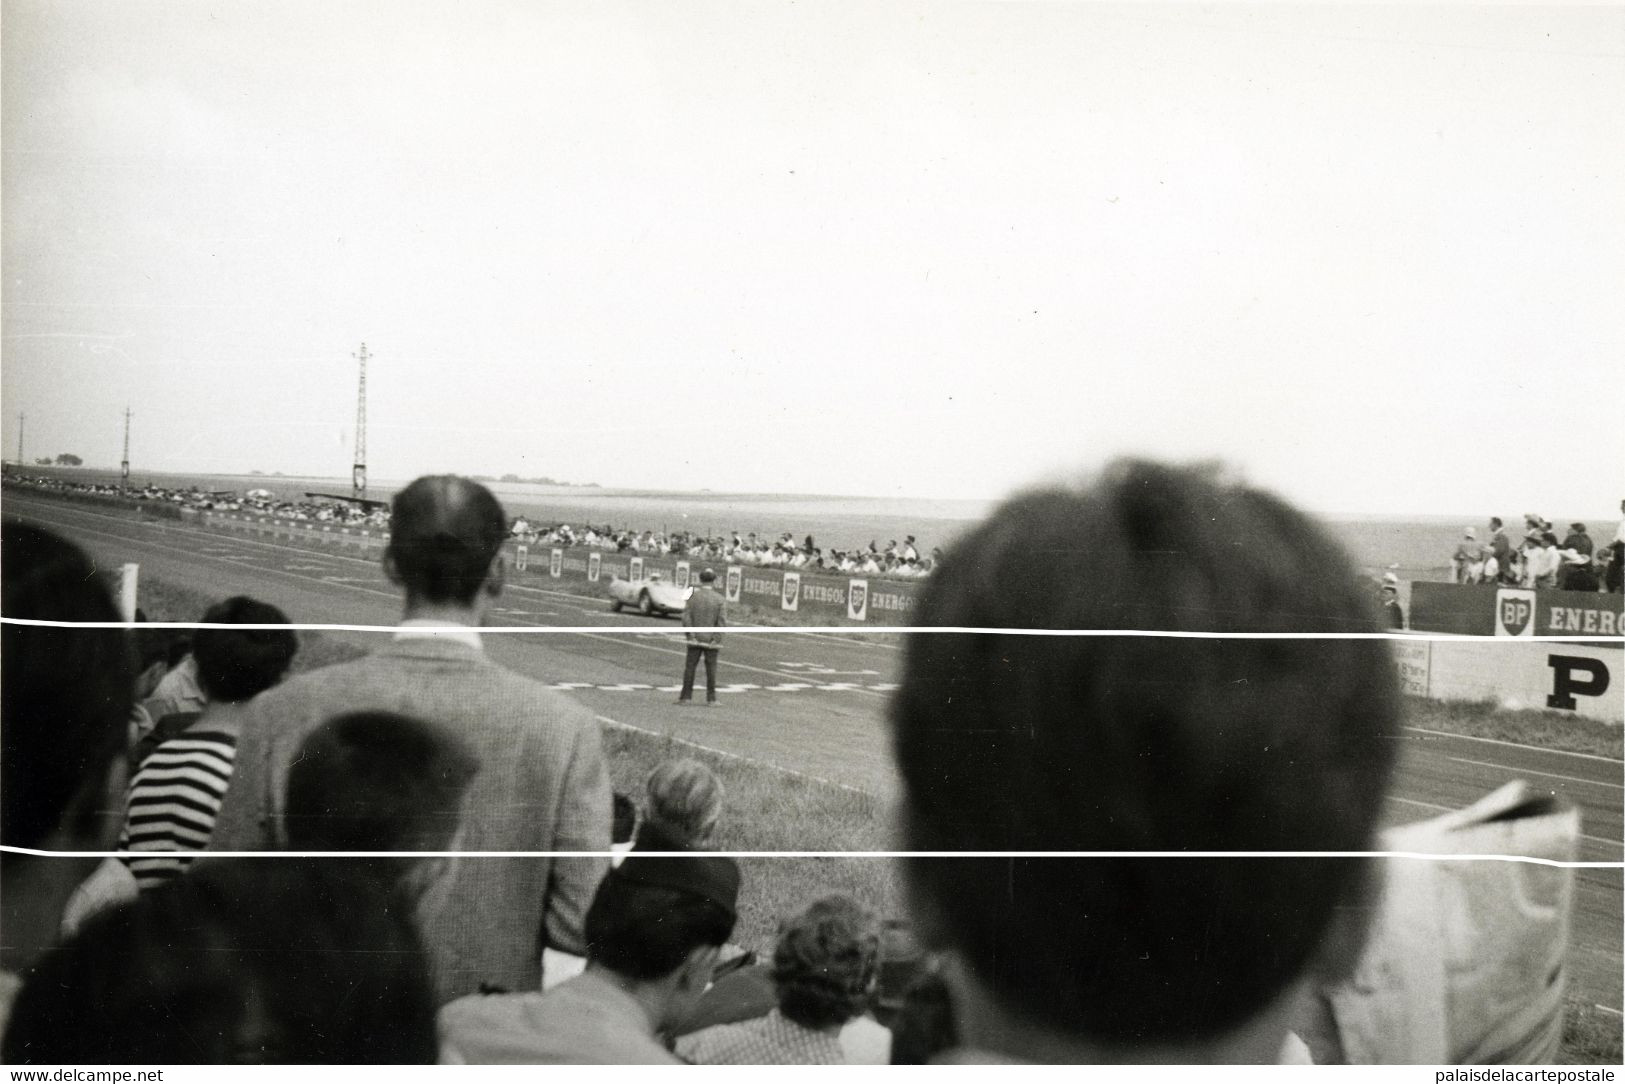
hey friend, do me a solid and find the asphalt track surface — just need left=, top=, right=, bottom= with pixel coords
left=8, top=495, right=1622, bottom=1016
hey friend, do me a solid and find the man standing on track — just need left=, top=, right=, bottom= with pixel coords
left=207, top=475, right=611, bottom=1003
left=678, top=568, right=725, bottom=706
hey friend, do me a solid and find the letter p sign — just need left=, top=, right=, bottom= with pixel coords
left=1546, top=654, right=1611, bottom=711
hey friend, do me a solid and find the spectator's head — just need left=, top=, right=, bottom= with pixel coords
left=1541, top=531, right=1559, bottom=548
left=1572, top=523, right=1587, bottom=535
left=1490, top=516, right=1503, bottom=529
left=384, top=475, right=508, bottom=609
left=891, top=459, right=1401, bottom=1058
left=700, top=568, right=717, bottom=585
left=771, top=894, right=881, bottom=1030
left=193, top=597, right=298, bottom=704
left=641, top=758, right=724, bottom=849
left=2, top=860, right=438, bottom=1064
left=283, top=712, right=479, bottom=899
left=584, top=855, right=740, bottom=1030
left=1, top=523, right=133, bottom=856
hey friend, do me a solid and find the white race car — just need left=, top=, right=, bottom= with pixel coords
left=606, top=572, right=693, bottom=617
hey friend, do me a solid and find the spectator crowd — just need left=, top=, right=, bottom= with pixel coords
left=2, top=471, right=937, bottom=580
left=512, top=522, right=939, bottom=580
left=0, top=464, right=1585, bottom=1065
left=1450, top=511, right=1623, bottom=593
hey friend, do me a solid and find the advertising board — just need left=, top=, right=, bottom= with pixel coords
left=1410, top=582, right=1623, bottom=640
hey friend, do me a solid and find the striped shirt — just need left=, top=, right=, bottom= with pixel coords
left=119, top=731, right=238, bottom=891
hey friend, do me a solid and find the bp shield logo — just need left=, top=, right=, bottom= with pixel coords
left=781, top=571, right=801, bottom=612
left=725, top=566, right=742, bottom=603
left=630, top=556, right=644, bottom=583
left=847, top=578, right=869, bottom=621
left=587, top=552, right=601, bottom=582
left=1495, top=589, right=1536, bottom=637
left=515, top=545, right=528, bottom=572
left=675, top=561, right=690, bottom=589
left=550, top=548, right=563, bottom=578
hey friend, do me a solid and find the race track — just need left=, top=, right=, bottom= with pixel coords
left=7, top=494, right=1621, bottom=1017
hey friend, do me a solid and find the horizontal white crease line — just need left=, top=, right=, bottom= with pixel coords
left=0, top=845, right=1615, bottom=868
left=2, top=618, right=1621, bottom=642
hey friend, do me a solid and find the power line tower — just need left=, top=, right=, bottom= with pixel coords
left=121, top=407, right=132, bottom=488
left=351, top=343, right=369, bottom=500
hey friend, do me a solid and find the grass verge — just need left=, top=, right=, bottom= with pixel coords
left=1406, top=696, right=1622, bottom=760
left=599, top=724, right=900, bottom=958
left=1556, top=999, right=1623, bottom=1064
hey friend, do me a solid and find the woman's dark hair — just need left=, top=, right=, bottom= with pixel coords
left=585, top=869, right=736, bottom=981
left=771, top=894, right=880, bottom=1029
left=284, top=711, right=478, bottom=853
left=2, top=860, right=438, bottom=1064
left=192, top=596, right=297, bottom=703
left=892, top=459, right=1402, bottom=1045
left=1, top=523, right=134, bottom=851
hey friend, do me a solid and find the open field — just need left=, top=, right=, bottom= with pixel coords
left=21, top=463, right=1618, bottom=581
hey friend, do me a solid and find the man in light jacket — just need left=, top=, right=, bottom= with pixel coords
left=208, top=475, right=611, bottom=1003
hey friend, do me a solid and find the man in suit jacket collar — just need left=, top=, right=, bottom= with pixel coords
left=208, top=475, right=612, bottom=1003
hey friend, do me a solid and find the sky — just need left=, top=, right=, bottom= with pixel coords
left=3, top=2, right=1621, bottom=516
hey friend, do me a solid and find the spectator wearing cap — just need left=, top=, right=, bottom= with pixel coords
left=1559, top=523, right=1594, bottom=590
left=208, top=475, right=611, bottom=1003
left=1451, top=529, right=1481, bottom=584
left=438, top=855, right=741, bottom=1064
left=679, top=894, right=883, bottom=1065
left=1380, top=583, right=1405, bottom=629
left=1528, top=531, right=1561, bottom=589
left=678, top=568, right=726, bottom=706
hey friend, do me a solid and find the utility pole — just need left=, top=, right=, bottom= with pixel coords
left=121, top=407, right=132, bottom=487
left=16, top=412, right=24, bottom=465
left=352, top=343, right=369, bottom=500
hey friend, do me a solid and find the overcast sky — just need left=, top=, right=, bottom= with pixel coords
left=3, top=2, right=1621, bottom=515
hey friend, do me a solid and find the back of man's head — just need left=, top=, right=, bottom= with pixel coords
left=891, top=459, right=1401, bottom=1049
left=1, top=523, right=134, bottom=852
left=284, top=711, right=479, bottom=854
left=386, top=476, right=508, bottom=606
left=584, top=855, right=739, bottom=981
left=193, top=596, right=299, bottom=703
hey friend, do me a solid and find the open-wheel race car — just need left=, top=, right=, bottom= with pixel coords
left=606, top=572, right=693, bottom=617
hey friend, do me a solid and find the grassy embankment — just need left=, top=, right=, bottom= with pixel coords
left=137, top=574, right=1621, bottom=1063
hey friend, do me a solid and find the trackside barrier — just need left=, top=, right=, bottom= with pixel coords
left=188, top=512, right=924, bottom=625
left=1392, top=636, right=1621, bottom=723
left=1411, top=581, right=1623, bottom=639
left=501, top=542, right=923, bottom=626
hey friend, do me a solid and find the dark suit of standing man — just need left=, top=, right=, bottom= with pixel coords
left=679, top=569, right=726, bottom=705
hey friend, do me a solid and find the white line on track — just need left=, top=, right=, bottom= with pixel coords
left=1445, top=756, right=1624, bottom=791
left=1402, top=725, right=1623, bottom=765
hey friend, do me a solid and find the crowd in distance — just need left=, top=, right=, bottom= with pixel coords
left=0, top=462, right=1582, bottom=1065
left=1449, top=512, right=1624, bottom=594
left=2, top=472, right=939, bottom=580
